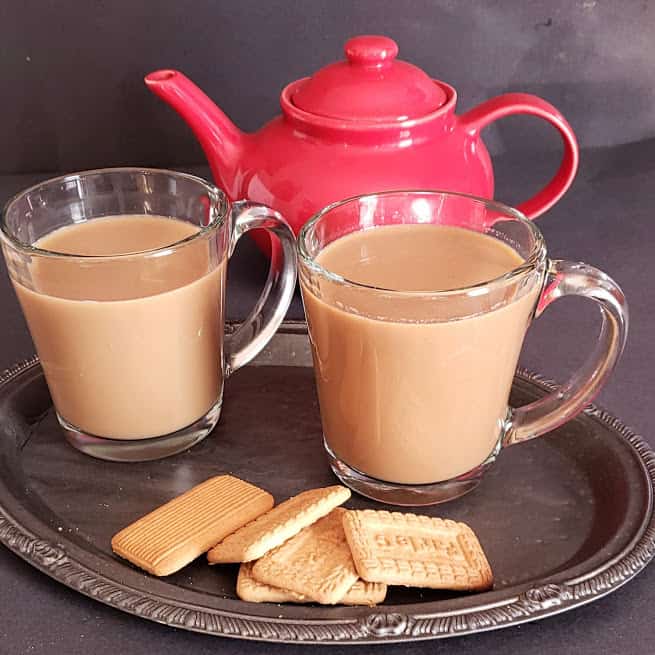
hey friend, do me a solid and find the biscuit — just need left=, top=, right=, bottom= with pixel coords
left=208, top=485, right=351, bottom=564
left=340, top=579, right=387, bottom=606
left=342, top=509, right=493, bottom=591
left=236, top=562, right=386, bottom=606
left=111, top=475, right=273, bottom=576
left=236, top=562, right=306, bottom=603
left=251, top=508, right=359, bottom=604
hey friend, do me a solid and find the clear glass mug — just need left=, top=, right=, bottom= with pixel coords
left=298, top=190, right=628, bottom=506
left=0, top=168, right=297, bottom=462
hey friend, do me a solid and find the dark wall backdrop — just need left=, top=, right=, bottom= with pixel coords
left=1, top=0, right=654, bottom=176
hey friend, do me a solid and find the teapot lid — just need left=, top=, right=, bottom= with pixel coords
left=291, top=35, right=447, bottom=122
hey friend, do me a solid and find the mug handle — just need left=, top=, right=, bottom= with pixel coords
left=504, top=260, right=628, bottom=446
left=224, top=200, right=297, bottom=375
left=460, top=93, right=579, bottom=219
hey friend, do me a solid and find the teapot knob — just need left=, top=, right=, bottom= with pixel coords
left=345, top=35, right=398, bottom=69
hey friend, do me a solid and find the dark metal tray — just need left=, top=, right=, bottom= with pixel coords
left=0, top=322, right=653, bottom=644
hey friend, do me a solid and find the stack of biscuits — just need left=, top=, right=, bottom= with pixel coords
left=112, top=475, right=493, bottom=606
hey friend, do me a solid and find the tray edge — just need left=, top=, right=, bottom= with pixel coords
left=0, top=355, right=653, bottom=644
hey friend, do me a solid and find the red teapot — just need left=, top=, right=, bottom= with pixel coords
left=146, top=35, right=578, bottom=239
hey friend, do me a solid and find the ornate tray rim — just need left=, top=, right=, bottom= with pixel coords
left=0, top=329, right=653, bottom=644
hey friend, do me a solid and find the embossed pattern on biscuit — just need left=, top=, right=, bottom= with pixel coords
left=340, top=579, right=387, bottom=606
left=342, top=509, right=493, bottom=591
left=251, top=508, right=359, bottom=605
left=208, top=485, right=351, bottom=563
left=111, top=475, right=274, bottom=576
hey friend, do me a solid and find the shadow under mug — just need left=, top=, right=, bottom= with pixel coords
left=0, top=168, right=297, bottom=462
left=298, top=190, right=628, bottom=506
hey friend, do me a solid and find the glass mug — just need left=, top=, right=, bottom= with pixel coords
left=0, top=168, right=297, bottom=462
left=298, top=190, right=628, bottom=506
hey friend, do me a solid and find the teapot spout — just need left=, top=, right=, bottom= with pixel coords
left=145, top=70, right=244, bottom=197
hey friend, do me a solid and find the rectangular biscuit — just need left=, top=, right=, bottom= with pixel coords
left=237, top=562, right=386, bottom=606
left=237, top=562, right=306, bottom=603
left=111, top=475, right=273, bottom=576
left=342, top=509, right=493, bottom=591
left=208, top=485, right=351, bottom=563
left=251, top=508, right=359, bottom=604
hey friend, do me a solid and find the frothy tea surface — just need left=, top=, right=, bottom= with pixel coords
left=316, top=224, right=524, bottom=291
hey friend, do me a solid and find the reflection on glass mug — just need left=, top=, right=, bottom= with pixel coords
left=298, top=190, right=627, bottom=506
left=0, top=168, right=297, bottom=462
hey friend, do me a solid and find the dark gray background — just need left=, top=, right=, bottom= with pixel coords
left=2, top=0, right=654, bottom=173
left=1, top=1, right=654, bottom=654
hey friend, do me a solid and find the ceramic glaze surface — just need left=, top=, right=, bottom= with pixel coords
left=145, top=35, right=579, bottom=245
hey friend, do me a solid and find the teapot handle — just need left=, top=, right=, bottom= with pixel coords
left=460, top=93, right=579, bottom=219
